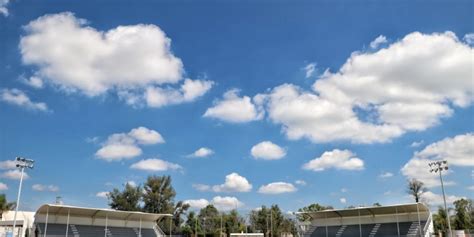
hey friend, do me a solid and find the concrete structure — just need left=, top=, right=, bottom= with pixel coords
left=0, top=211, right=35, bottom=237
left=296, top=203, right=433, bottom=237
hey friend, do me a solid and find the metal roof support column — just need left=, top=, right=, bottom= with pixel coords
left=104, top=214, right=108, bottom=237
left=395, top=207, right=400, bottom=237
left=358, top=209, right=362, bottom=237
left=416, top=203, right=423, bottom=237
left=139, top=217, right=142, bottom=237
left=325, top=213, right=328, bottom=237
left=65, top=209, right=70, bottom=237
left=43, top=206, right=49, bottom=237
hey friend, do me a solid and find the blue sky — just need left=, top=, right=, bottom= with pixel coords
left=0, top=0, right=473, bottom=213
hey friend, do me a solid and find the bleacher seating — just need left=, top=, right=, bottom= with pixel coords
left=308, top=221, right=426, bottom=237
left=35, top=223, right=157, bottom=237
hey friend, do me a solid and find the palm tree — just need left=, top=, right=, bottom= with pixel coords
left=407, top=178, right=427, bottom=203
left=0, top=194, right=16, bottom=219
left=433, top=206, right=449, bottom=235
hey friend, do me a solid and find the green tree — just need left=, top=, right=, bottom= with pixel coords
left=0, top=194, right=15, bottom=219
left=108, top=183, right=142, bottom=211
left=173, top=201, right=190, bottom=233
left=407, top=179, right=427, bottom=203
left=433, top=206, right=448, bottom=234
left=223, top=210, right=245, bottom=235
left=183, top=211, right=201, bottom=237
left=142, top=175, right=177, bottom=234
left=250, top=205, right=297, bottom=236
left=453, top=198, right=473, bottom=230
left=198, top=205, right=220, bottom=236
left=297, top=203, right=333, bottom=222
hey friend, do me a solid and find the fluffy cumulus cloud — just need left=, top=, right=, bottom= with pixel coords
left=340, top=198, right=347, bottom=204
left=188, top=147, right=214, bottom=158
left=130, top=158, right=182, bottom=172
left=0, top=0, right=9, bottom=16
left=20, top=12, right=212, bottom=107
left=261, top=32, right=473, bottom=144
left=422, top=191, right=465, bottom=205
left=1, top=169, right=29, bottom=180
left=204, top=89, right=264, bottom=123
left=95, top=127, right=164, bottom=161
left=96, top=191, right=109, bottom=198
left=402, top=133, right=474, bottom=187
left=184, top=199, right=210, bottom=209
left=303, top=149, right=364, bottom=172
left=250, top=141, right=286, bottom=160
left=32, top=184, right=59, bottom=192
left=258, top=182, right=297, bottom=194
left=21, top=76, right=44, bottom=89
left=212, top=172, right=252, bottom=193
left=304, top=63, right=316, bottom=78
left=464, top=33, right=474, bottom=45
left=0, top=160, right=17, bottom=170
left=1, top=89, right=49, bottom=112
left=0, top=182, right=7, bottom=191
left=369, top=35, right=388, bottom=49
left=211, top=196, right=244, bottom=211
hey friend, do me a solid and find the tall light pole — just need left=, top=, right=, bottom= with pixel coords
left=12, top=157, right=34, bottom=237
left=429, top=160, right=452, bottom=237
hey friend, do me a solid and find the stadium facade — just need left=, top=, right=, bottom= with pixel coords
left=297, top=203, right=433, bottom=237
left=1, top=204, right=170, bottom=237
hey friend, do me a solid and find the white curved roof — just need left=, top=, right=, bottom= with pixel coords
left=35, top=204, right=171, bottom=222
left=296, top=203, right=430, bottom=220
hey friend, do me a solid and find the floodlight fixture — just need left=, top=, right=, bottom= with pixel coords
left=12, top=157, right=35, bottom=236
left=428, top=160, right=452, bottom=237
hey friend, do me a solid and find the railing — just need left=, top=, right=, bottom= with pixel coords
left=153, top=225, right=166, bottom=237
left=423, top=214, right=432, bottom=237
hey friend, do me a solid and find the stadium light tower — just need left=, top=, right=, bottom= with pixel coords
left=429, top=160, right=452, bottom=237
left=12, top=157, right=34, bottom=237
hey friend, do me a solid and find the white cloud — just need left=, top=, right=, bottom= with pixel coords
left=369, top=35, right=388, bottom=49
left=0, top=182, right=8, bottom=191
left=410, top=140, right=425, bottom=148
left=1, top=170, right=29, bottom=180
left=258, top=182, right=297, bottom=194
left=250, top=141, right=286, bottom=160
left=341, top=188, right=348, bottom=193
left=212, top=172, right=252, bottom=193
left=379, top=172, right=394, bottom=178
left=1, top=88, right=49, bottom=112
left=422, top=191, right=465, bottom=205
left=0, top=0, right=9, bottom=16
left=464, top=33, right=474, bottom=45
left=96, top=191, right=109, bottom=198
left=130, top=158, right=182, bottom=172
left=295, top=180, right=306, bottom=186
left=212, top=196, right=244, bottom=211
left=126, top=181, right=137, bottom=187
left=303, top=149, right=364, bottom=172
left=192, top=184, right=211, bottom=192
left=95, top=127, right=164, bottom=161
left=467, top=186, right=474, bottom=191
left=304, top=63, right=316, bottom=78
left=0, top=160, right=17, bottom=170
left=21, top=76, right=44, bottom=89
left=264, top=32, right=473, bottom=144
left=32, top=184, right=59, bottom=192
left=402, top=133, right=474, bottom=187
left=141, top=79, right=213, bottom=108
left=20, top=12, right=213, bottom=107
left=128, top=126, right=165, bottom=145
left=204, top=89, right=263, bottom=123
left=340, top=198, right=347, bottom=204
left=188, top=147, right=214, bottom=158
left=184, top=199, right=210, bottom=209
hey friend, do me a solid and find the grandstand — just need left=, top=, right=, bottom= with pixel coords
left=296, top=203, right=433, bottom=237
left=32, top=204, right=171, bottom=237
